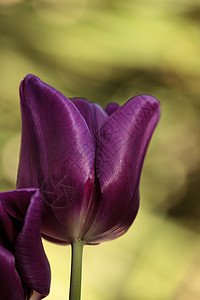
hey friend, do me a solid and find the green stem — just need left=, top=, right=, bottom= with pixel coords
left=69, top=239, right=85, bottom=300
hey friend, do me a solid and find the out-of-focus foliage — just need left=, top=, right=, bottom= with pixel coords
left=0, top=0, right=200, bottom=299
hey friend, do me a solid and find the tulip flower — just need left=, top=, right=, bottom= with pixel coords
left=0, top=189, right=51, bottom=300
left=17, top=74, right=161, bottom=300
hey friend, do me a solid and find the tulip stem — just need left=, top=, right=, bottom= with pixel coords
left=69, top=239, right=85, bottom=300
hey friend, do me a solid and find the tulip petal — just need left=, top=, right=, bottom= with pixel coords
left=85, top=95, right=161, bottom=242
left=0, top=188, right=39, bottom=221
left=15, top=191, right=51, bottom=297
left=1, top=189, right=51, bottom=297
left=17, top=75, right=95, bottom=241
left=70, top=98, right=108, bottom=136
left=105, top=102, right=120, bottom=116
left=0, top=200, right=14, bottom=247
left=18, top=75, right=94, bottom=189
left=0, top=246, right=24, bottom=300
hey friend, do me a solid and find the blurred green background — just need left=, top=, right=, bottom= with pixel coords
left=0, top=0, right=200, bottom=299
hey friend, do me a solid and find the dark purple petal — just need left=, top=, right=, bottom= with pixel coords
left=0, top=188, right=38, bottom=222
left=1, top=189, right=51, bottom=297
left=15, top=190, right=51, bottom=297
left=0, top=188, right=38, bottom=249
left=70, top=98, right=108, bottom=136
left=18, top=75, right=94, bottom=189
left=85, top=95, right=161, bottom=243
left=105, top=103, right=120, bottom=116
left=0, top=200, right=13, bottom=247
left=0, top=246, right=24, bottom=300
left=17, top=75, right=95, bottom=241
left=41, top=172, right=96, bottom=243
left=86, top=188, right=140, bottom=244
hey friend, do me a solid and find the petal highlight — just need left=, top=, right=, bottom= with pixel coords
left=85, top=95, right=161, bottom=242
left=17, top=75, right=95, bottom=241
left=70, top=97, right=108, bottom=136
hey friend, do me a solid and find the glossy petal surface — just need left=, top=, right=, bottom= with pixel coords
left=17, top=75, right=161, bottom=244
left=70, top=97, right=108, bottom=136
left=85, top=95, right=161, bottom=242
left=17, top=75, right=95, bottom=242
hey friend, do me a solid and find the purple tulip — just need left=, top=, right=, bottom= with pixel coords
left=17, top=74, right=161, bottom=245
left=0, top=189, right=51, bottom=299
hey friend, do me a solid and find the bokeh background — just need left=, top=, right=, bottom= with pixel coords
left=0, top=0, right=200, bottom=299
